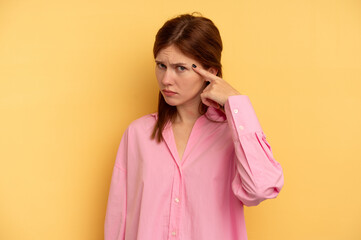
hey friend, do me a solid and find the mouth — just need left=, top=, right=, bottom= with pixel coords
left=162, top=89, right=177, bottom=96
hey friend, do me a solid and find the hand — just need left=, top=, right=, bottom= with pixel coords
left=192, top=64, right=241, bottom=108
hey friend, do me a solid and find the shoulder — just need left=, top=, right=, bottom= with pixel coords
left=127, top=112, right=158, bottom=135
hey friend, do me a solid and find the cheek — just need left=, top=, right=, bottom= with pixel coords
left=155, top=70, right=163, bottom=85
left=182, top=77, right=204, bottom=94
left=191, top=76, right=205, bottom=89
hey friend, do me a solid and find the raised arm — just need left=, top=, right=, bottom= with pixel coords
left=192, top=65, right=284, bottom=206
left=225, top=95, right=284, bottom=206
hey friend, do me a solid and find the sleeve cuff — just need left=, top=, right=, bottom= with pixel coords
left=224, top=95, right=263, bottom=138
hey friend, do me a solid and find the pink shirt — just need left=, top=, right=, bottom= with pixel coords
left=104, top=95, right=284, bottom=240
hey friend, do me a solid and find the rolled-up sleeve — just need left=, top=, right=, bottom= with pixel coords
left=225, top=95, right=284, bottom=206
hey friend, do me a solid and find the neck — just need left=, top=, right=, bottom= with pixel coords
left=175, top=100, right=202, bottom=125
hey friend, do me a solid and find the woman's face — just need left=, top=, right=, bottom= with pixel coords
left=155, top=45, right=205, bottom=108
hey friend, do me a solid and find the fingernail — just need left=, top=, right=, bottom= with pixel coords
left=192, top=64, right=197, bottom=68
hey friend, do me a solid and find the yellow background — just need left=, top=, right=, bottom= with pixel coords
left=1, top=0, right=360, bottom=239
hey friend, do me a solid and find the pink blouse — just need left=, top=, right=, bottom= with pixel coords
left=104, top=95, right=284, bottom=240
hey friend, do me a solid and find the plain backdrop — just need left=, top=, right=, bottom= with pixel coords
left=1, top=0, right=360, bottom=239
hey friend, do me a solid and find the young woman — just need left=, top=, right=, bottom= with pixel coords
left=105, top=13, right=284, bottom=240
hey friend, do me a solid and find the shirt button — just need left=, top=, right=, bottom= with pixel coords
left=175, top=197, right=180, bottom=203
left=171, top=231, right=176, bottom=236
left=233, top=109, right=239, bottom=114
left=239, top=125, right=244, bottom=130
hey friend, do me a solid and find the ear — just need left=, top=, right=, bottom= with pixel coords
left=207, top=67, right=218, bottom=76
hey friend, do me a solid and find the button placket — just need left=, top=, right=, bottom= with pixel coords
left=168, top=167, right=183, bottom=239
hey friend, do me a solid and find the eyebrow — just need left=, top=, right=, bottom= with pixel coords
left=155, top=60, right=188, bottom=67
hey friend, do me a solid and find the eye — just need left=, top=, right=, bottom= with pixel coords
left=157, top=63, right=166, bottom=69
left=177, top=66, right=187, bottom=72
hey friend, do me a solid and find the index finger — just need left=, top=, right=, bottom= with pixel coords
left=192, top=64, right=220, bottom=82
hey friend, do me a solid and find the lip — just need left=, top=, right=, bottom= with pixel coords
left=162, top=89, right=177, bottom=96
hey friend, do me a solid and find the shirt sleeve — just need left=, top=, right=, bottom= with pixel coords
left=104, top=128, right=128, bottom=240
left=224, top=95, right=284, bottom=206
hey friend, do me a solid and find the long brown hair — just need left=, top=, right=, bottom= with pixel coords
left=151, top=13, right=223, bottom=142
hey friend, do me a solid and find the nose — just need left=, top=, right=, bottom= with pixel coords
left=161, top=69, right=174, bottom=85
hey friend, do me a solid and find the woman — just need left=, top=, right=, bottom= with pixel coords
left=105, top=13, right=284, bottom=240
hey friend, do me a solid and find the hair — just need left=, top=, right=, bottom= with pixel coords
left=151, top=13, right=223, bottom=142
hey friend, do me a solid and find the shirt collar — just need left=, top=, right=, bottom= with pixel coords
left=151, top=106, right=226, bottom=122
left=205, top=106, right=227, bottom=122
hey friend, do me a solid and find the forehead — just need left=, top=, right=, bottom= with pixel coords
left=156, top=45, right=195, bottom=63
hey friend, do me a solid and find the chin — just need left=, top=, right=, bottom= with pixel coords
left=160, top=93, right=179, bottom=106
left=163, top=98, right=179, bottom=107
